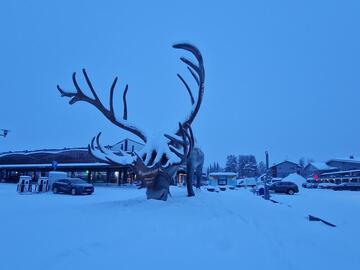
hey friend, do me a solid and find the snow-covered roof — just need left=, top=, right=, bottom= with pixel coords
left=0, top=138, right=142, bottom=158
left=209, top=172, right=237, bottom=177
left=306, top=162, right=337, bottom=171
left=320, top=169, right=360, bottom=176
left=269, top=160, right=300, bottom=169
left=327, top=157, right=360, bottom=164
left=0, top=162, right=114, bottom=169
left=0, top=147, right=88, bottom=158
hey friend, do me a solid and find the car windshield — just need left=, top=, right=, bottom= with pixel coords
left=69, top=178, right=87, bottom=184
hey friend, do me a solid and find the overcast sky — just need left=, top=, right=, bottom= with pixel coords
left=0, top=0, right=359, bottom=167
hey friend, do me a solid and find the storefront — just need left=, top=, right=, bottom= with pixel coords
left=208, top=172, right=237, bottom=186
left=0, top=146, right=137, bottom=185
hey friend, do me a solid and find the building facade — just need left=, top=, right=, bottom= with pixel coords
left=270, top=161, right=301, bottom=178
left=303, top=162, right=338, bottom=178
left=326, top=157, right=360, bottom=171
left=0, top=141, right=142, bottom=185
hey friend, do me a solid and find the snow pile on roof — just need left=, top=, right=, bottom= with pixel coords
left=327, top=157, right=360, bottom=164
left=0, top=148, right=88, bottom=158
left=283, top=173, right=306, bottom=187
left=209, top=172, right=237, bottom=177
left=309, top=162, right=336, bottom=170
left=270, top=160, right=300, bottom=168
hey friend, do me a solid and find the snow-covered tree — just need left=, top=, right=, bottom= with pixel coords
left=225, top=155, right=238, bottom=173
left=258, top=161, right=267, bottom=175
left=238, top=155, right=258, bottom=177
left=207, top=162, right=223, bottom=174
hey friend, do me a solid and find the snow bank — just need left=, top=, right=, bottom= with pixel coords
left=0, top=184, right=359, bottom=270
left=283, top=172, right=306, bottom=188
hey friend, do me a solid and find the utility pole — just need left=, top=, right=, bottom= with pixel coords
left=264, top=151, right=271, bottom=200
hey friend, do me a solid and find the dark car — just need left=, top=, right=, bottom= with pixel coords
left=302, top=182, right=318, bottom=189
left=52, top=178, right=94, bottom=195
left=269, top=181, right=299, bottom=195
left=333, top=182, right=360, bottom=191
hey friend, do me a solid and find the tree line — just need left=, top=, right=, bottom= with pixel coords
left=208, top=156, right=315, bottom=178
left=207, top=155, right=267, bottom=178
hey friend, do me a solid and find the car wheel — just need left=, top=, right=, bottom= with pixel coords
left=287, top=189, right=295, bottom=195
left=71, top=188, right=77, bottom=195
left=53, top=187, right=58, bottom=194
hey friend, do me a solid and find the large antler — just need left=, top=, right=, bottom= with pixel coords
left=173, top=43, right=205, bottom=133
left=57, top=69, right=147, bottom=143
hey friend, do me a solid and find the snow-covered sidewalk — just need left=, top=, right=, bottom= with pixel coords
left=0, top=184, right=359, bottom=270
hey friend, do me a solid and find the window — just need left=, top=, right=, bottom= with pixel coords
left=218, top=178, right=227, bottom=185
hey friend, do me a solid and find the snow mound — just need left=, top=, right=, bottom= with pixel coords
left=283, top=173, right=306, bottom=187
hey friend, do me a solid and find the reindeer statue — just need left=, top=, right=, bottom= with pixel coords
left=57, top=43, right=205, bottom=200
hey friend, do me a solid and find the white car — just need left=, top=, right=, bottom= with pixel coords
left=318, top=182, right=338, bottom=189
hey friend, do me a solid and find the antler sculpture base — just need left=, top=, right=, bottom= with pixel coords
left=145, top=176, right=171, bottom=201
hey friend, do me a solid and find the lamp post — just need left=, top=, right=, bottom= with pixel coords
left=264, top=151, right=271, bottom=200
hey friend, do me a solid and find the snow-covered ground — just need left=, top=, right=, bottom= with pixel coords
left=1, top=184, right=360, bottom=270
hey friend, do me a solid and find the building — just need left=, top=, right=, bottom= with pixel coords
left=303, top=162, right=338, bottom=178
left=111, top=138, right=144, bottom=152
left=270, top=161, right=301, bottom=178
left=208, top=172, right=237, bottom=186
left=326, top=157, right=360, bottom=171
left=0, top=140, right=144, bottom=185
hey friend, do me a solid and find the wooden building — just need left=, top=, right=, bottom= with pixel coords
left=0, top=140, right=143, bottom=185
left=270, top=161, right=301, bottom=178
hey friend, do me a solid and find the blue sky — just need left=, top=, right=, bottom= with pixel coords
left=0, top=0, right=359, bottom=166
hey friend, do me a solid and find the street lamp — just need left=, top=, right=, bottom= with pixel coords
left=263, top=151, right=271, bottom=200
left=0, top=129, right=10, bottom=138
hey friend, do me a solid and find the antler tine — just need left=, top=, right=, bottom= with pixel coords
left=182, top=126, right=194, bottom=159
left=187, top=66, right=200, bottom=86
left=176, top=74, right=195, bottom=105
left=109, top=77, right=118, bottom=118
left=164, top=133, right=187, bottom=147
left=82, top=69, right=100, bottom=102
left=185, top=123, right=195, bottom=148
left=122, top=84, right=129, bottom=120
left=57, top=72, right=92, bottom=105
left=57, top=68, right=147, bottom=143
left=173, top=43, right=205, bottom=132
left=168, top=122, right=190, bottom=164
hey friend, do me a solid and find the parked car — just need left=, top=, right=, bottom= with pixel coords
left=52, top=178, right=94, bottom=195
left=269, top=181, right=299, bottom=195
left=236, top=178, right=258, bottom=188
left=333, top=182, right=360, bottom=191
left=302, top=182, right=318, bottom=189
left=318, top=182, right=338, bottom=190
